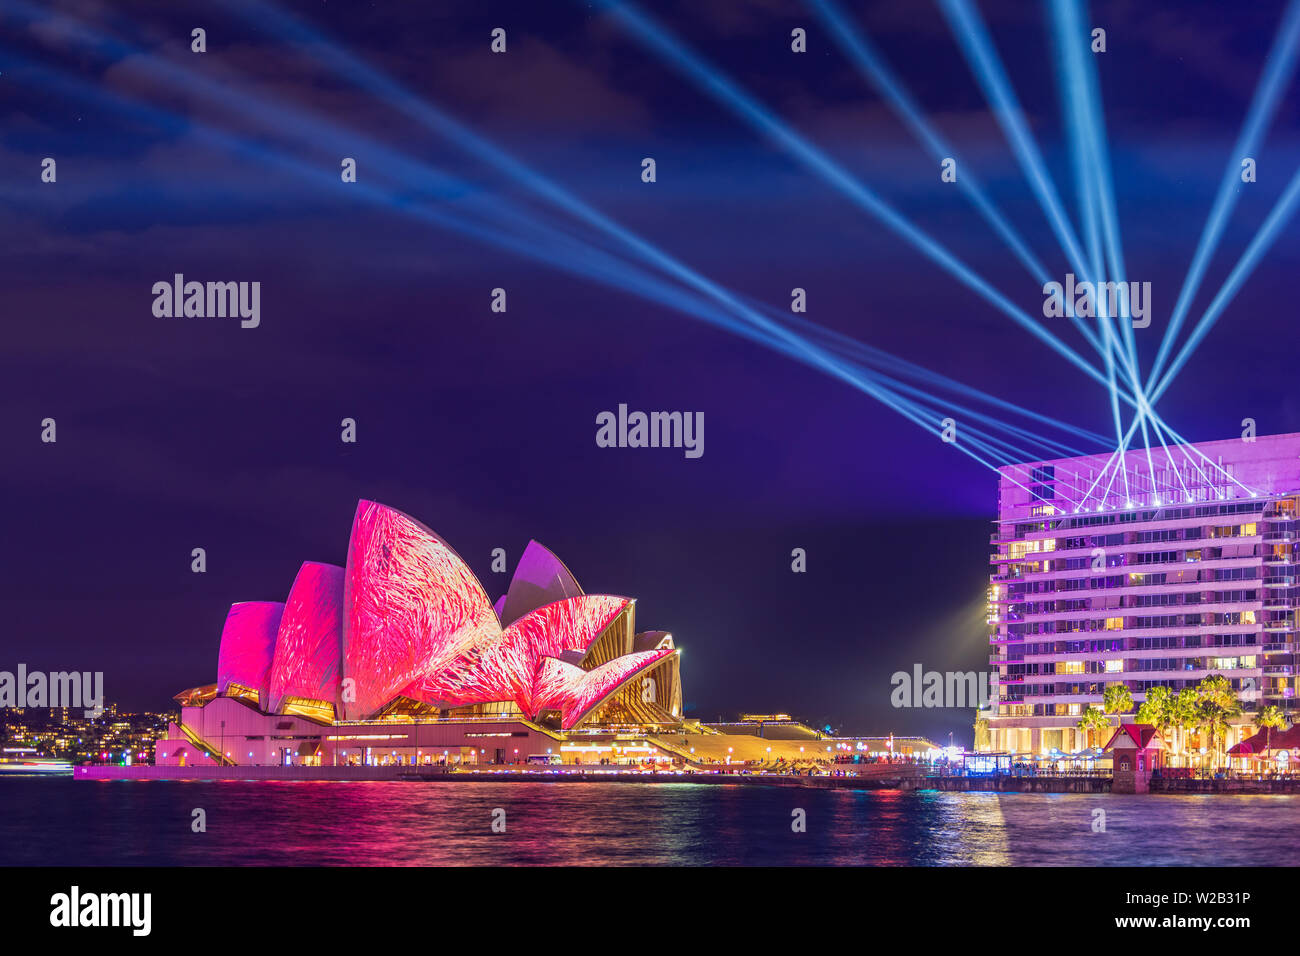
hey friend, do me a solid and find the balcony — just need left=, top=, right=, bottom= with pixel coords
left=1265, top=577, right=1296, bottom=589
left=1264, top=622, right=1296, bottom=633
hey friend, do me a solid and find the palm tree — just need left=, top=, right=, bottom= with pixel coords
left=1195, top=675, right=1243, bottom=769
left=1102, top=683, right=1134, bottom=729
left=1170, top=688, right=1201, bottom=764
left=1136, top=685, right=1174, bottom=740
left=1077, top=707, right=1110, bottom=749
left=972, top=716, right=991, bottom=752
left=1253, top=704, right=1287, bottom=769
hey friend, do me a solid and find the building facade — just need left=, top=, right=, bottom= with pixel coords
left=986, top=432, right=1300, bottom=756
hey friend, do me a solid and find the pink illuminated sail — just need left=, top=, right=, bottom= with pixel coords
left=267, top=562, right=345, bottom=714
left=410, top=594, right=631, bottom=713
left=533, top=648, right=675, bottom=729
left=499, top=540, right=583, bottom=626
left=341, top=501, right=500, bottom=719
left=203, top=499, right=683, bottom=729
left=215, top=602, right=284, bottom=710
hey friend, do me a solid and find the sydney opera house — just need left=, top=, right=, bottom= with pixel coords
left=155, top=500, right=684, bottom=768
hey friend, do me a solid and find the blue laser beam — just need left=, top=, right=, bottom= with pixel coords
left=806, top=0, right=1051, bottom=285
left=1146, top=0, right=1300, bottom=396
left=940, top=0, right=1139, bottom=409
left=225, top=0, right=1116, bottom=453
left=4, top=37, right=1100, bottom=492
left=590, top=0, right=1117, bottom=391
left=1150, top=162, right=1300, bottom=405
left=229, top=0, right=1118, bottom=465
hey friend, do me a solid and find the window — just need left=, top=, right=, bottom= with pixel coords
left=1008, top=539, right=1056, bottom=559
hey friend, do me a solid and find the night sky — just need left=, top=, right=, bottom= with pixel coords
left=4, top=0, right=1299, bottom=744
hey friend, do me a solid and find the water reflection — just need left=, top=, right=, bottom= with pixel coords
left=0, top=779, right=1294, bottom=866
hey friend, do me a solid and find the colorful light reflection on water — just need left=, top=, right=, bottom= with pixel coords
left=0, top=780, right=1290, bottom=866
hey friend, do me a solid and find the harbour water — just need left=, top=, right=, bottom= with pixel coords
left=0, top=778, right=1294, bottom=866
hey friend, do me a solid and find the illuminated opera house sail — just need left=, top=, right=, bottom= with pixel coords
left=157, top=500, right=683, bottom=768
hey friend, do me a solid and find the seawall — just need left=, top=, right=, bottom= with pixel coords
left=924, top=774, right=1110, bottom=793
left=74, top=764, right=922, bottom=788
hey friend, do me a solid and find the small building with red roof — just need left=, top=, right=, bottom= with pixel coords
left=1103, top=723, right=1167, bottom=793
left=1228, top=724, right=1300, bottom=762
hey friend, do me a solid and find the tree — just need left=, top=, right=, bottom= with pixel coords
left=1136, top=685, right=1174, bottom=741
left=1171, top=688, right=1201, bottom=762
left=1253, top=704, right=1286, bottom=731
left=1102, top=683, right=1134, bottom=727
left=972, top=716, right=991, bottom=752
left=1077, top=707, right=1110, bottom=749
left=1195, top=675, right=1243, bottom=769
left=1253, top=704, right=1287, bottom=768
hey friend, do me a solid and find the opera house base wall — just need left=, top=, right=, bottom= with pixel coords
left=74, top=765, right=930, bottom=792
left=149, top=698, right=934, bottom=775
left=154, top=697, right=571, bottom=768
left=77, top=765, right=423, bottom=781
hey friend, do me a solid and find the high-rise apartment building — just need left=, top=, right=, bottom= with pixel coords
left=986, top=432, right=1300, bottom=755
